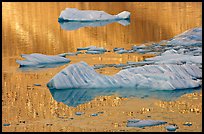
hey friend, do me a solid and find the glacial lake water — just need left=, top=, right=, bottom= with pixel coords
left=2, top=2, right=202, bottom=132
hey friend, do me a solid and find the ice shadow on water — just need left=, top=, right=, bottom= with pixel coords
left=59, top=19, right=130, bottom=31
left=48, top=87, right=201, bottom=107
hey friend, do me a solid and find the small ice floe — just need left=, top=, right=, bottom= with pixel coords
left=116, top=49, right=129, bottom=54
left=85, top=50, right=105, bottom=54
left=77, top=46, right=97, bottom=51
left=132, top=44, right=147, bottom=50
left=34, top=84, right=41, bottom=86
left=58, top=8, right=130, bottom=22
left=165, top=124, right=179, bottom=131
left=134, top=49, right=151, bottom=54
left=88, top=47, right=106, bottom=52
left=183, top=122, right=192, bottom=126
left=85, top=47, right=107, bottom=54
left=113, top=47, right=124, bottom=52
left=91, top=113, right=98, bottom=116
left=16, top=53, right=71, bottom=68
left=3, top=123, right=10, bottom=127
left=58, top=52, right=81, bottom=57
left=126, top=119, right=167, bottom=128
left=47, top=61, right=202, bottom=90
left=93, top=64, right=107, bottom=69
left=59, top=19, right=130, bottom=30
left=75, top=112, right=84, bottom=116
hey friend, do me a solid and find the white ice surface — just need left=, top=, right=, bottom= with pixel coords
left=47, top=61, right=201, bottom=90
left=59, top=8, right=130, bottom=21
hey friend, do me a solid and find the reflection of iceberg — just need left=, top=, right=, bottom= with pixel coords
left=58, top=8, right=130, bottom=22
left=16, top=53, right=71, bottom=70
left=59, top=19, right=130, bottom=30
left=49, top=86, right=201, bottom=107
left=47, top=61, right=201, bottom=90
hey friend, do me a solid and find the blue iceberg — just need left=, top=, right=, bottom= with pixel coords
left=47, top=61, right=201, bottom=90
left=166, top=27, right=202, bottom=47
left=58, top=8, right=130, bottom=22
left=16, top=53, right=71, bottom=69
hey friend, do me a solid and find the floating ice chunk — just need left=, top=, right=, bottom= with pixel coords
left=16, top=53, right=71, bottom=68
left=86, top=50, right=105, bottom=54
left=93, top=64, right=107, bottom=69
left=127, top=119, right=167, bottom=128
left=59, top=19, right=130, bottom=30
left=47, top=61, right=201, bottom=90
left=34, top=84, right=41, bottom=86
left=113, top=47, right=124, bottom=52
left=165, top=125, right=178, bottom=131
left=132, top=44, right=147, bottom=50
left=183, top=122, right=192, bottom=126
left=135, top=49, right=151, bottom=54
left=91, top=113, right=98, bottom=116
left=58, top=52, right=80, bottom=57
left=88, top=47, right=106, bottom=52
left=116, top=49, right=129, bottom=54
left=75, top=112, right=84, bottom=116
left=77, top=46, right=97, bottom=51
left=59, top=8, right=130, bottom=22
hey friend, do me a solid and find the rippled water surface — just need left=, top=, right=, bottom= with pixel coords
left=2, top=2, right=202, bottom=132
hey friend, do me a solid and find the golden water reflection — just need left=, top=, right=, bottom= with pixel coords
left=2, top=2, right=202, bottom=132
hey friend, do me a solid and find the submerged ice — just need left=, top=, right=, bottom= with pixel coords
left=58, top=8, right=130, bottom=22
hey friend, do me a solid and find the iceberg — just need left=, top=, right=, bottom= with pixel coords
left=59, top=19, right=130, bottom=30
left=47, top=61, right=201, bottom=90
left=16, top=53, right=71, bottom=68
left=58, top=8, right=130, bottom=22
left=166, top=27, right=202, bottom=47
left=127, top=119, right=167, bottom=128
